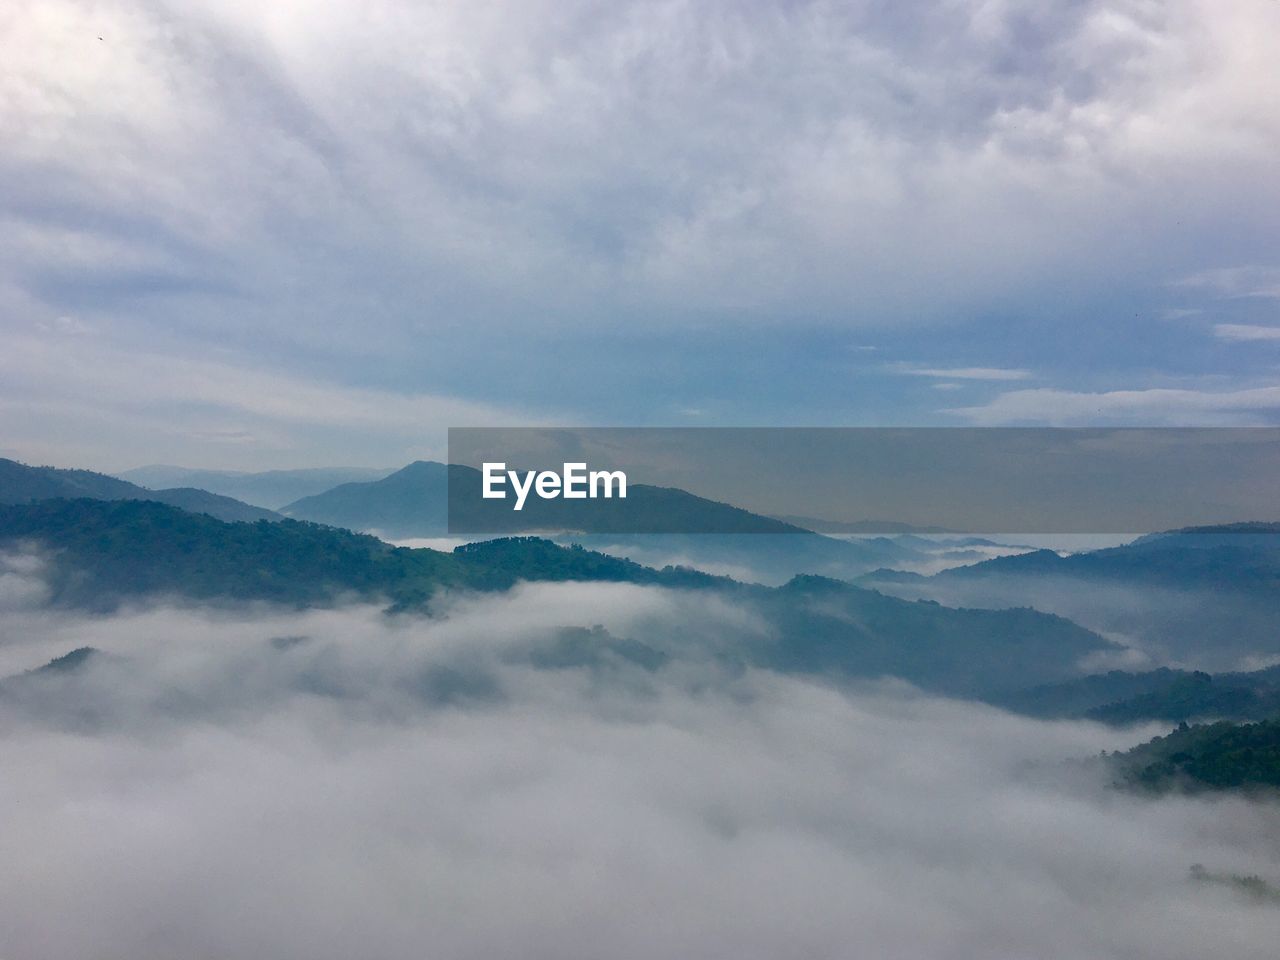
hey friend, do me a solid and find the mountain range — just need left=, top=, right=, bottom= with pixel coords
left=988, top=664, right=1280, bottom=725
left=859, top=525, right=1280, bottom=668
left=9, top=453, right=1280, bottom=707
left=0, top=458, right=280, bottom=523
left=0, top=497, right=1112, bottom=698
left=279, top=460, right=809, bottom=536
left=7, top=455, right=1280, bottom=792
left=0, top=458, right=1016, bottom=584
left=117, top=465, right=394, bottom=509
left=277, top=460, right=994, bottom=582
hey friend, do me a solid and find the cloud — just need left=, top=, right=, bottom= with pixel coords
left=34, top=314, right=94, bottom=336
left=892, top=365, right=1034, bottom=381
left=0, top=549, right=50, bottom=612
left=1174, top=266, right=1280, bottom=300
left=1215, top=324, right=1280, bottom=343
left=0, top=589, right=1278, bottom=957
left=868, top=566, right=1280, bottom=673
left=0, top=326, right=550, bottom=470
left=3, top=0, right=1279, bottom=338
left=3, top=0, right=1280, bottom=452
left=947, top=384, right=1280, bottom=426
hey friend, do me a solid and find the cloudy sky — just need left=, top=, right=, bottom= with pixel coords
left=3, top=0, right=1279, bottom=470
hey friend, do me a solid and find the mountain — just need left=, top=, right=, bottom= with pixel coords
left=990, top=665, right=1280, bottom=724
left=939, top=523, right=1280, bottom=593
left=131, top=486, right=282, bottom=523
left=562, top=532, right=963, bottom=586
left=0, top=458, right=280, bottom=523
left=281, top=461, right=455, bottom=535
left=118, top=465, right=394, bottom=509
left=756, top=574, right=1107, bottom=697
left=1, top=457, right=141, bottom=501
left=1109, top=719, right=1280, bottom=793
left=282, top=461, right=809, bottom=537
left=0, top=646, right=124, bottom=730
left=282, top=461, right=966, bottom=582
left=0, top=498, right=487, bottom=608
left=858, top=523, right=1280, bottom=669
left=1086, top=670, right=1280, bottom=726
left=0, top=498, right=1114, bottom=697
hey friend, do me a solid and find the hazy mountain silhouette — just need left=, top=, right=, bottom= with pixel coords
left=119, top=465, right=394, bottom=509
left=990, top=664, right=1280, bottom=724
left=858, top=524, right=1280, bottom=668
left=281, top=460, right=807, bottom=536
left=281, top=461, right=455, bottom=534
left=0, top=458, right=280, bottom=523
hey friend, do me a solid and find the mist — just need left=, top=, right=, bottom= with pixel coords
left=868, top=571, right=1280, bottom=673
left=1, top=579, right=1279, bottom=959
left=547, top=533, right=1035, bottom=588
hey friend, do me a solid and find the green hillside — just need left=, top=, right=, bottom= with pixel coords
left=1111, top=719, right=1280, bottom=793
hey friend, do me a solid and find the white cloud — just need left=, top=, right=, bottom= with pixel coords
left=947, top=384, right=1280, bottom=425
left=0, top=549, right=51, bottom=612
left=1215, top=324, right=1280, bottom=343
left=0, top=327, right=550, bottom=470
left=893, top=365, right=1034, bottom=381
left=2, top=0, right=1278, bottom=336
left=0, top=593, right=1278, bottom=958
left=2, top=0, right=1279, bottom=451
left=1174, top=266, right=1280, bottom=300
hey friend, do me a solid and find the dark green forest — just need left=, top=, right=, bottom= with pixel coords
left=1111, top=719, right=1280, bottom=793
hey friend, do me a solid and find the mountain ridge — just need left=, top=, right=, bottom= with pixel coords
left=118, top=465, right=394, bottom=509
left=0, top=497, right=1114, bottom=697
left=0, top=458, right=281, bottom=523
left=281, top=460, right=811, bottom=536
left=857, top=523, right=1280, bottom=668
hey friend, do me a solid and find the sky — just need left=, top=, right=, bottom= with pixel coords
left=3, top=0, right=1279, bottom=470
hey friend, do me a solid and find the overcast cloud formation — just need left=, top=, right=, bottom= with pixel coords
left=2, top=0, right=1280, bottom=467
left=0, top=576, right=1279, bottom=959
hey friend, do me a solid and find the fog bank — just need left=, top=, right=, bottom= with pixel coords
left=1, top=588, right=1278, bottom=959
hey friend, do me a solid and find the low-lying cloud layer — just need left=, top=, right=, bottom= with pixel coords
left=1, top=581, right=1279, bottom=959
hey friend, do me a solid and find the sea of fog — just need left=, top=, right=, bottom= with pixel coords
left=0, top=562, right=1278, bottom=959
